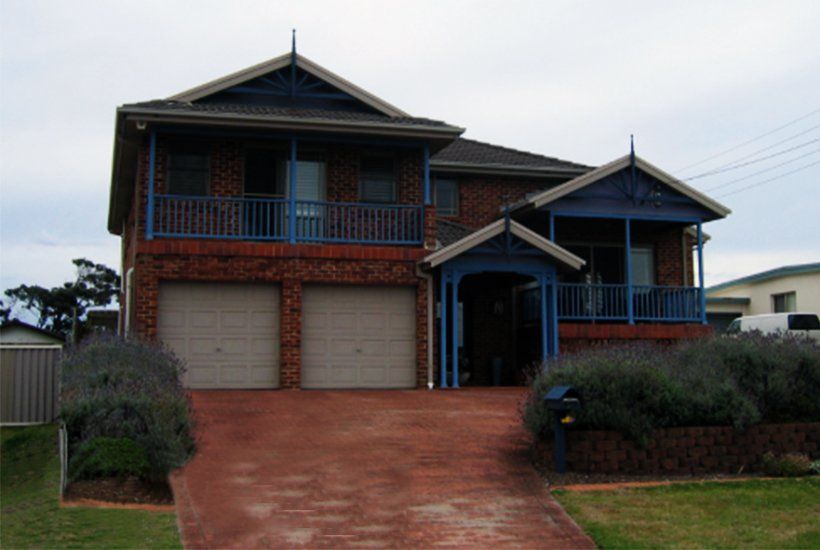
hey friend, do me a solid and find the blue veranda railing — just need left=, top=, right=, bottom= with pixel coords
left=556, top=283, right=702, bottom=322
left=153, top=194, right=424, bottom=245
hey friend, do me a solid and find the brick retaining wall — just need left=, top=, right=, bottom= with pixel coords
left=537, top=423, right=820, bottom=474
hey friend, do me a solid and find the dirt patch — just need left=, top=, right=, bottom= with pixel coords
left=64, top=477, right=173, bottom=505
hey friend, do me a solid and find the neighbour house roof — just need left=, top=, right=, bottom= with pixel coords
left=706, top=262, right=820, bottom=294
left=431, top=138, right=592, bottom=177
left=0, top=319, right=64, bottom=344
left=511, top=154, right=732, bottom=219
left=421, top=218, right=586, bottom=271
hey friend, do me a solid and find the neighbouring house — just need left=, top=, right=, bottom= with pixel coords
left=706, top=262, right=820, bottom=332
left=0, top=319, right=64, bottom=346
left=108, top=47, right=730, bottom=390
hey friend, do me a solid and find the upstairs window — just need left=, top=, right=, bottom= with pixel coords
left=167, top=143, right=210, bottom=196
left=244, top=148, right=285, bottom=197
left=435, top=179, right=459, bottom=216
left=360, top=155, right=396, bottom=203
left=772, top=291, right=796, bottom=313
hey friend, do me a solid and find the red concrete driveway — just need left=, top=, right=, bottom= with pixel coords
left=171, top=389, right=593, bottom=548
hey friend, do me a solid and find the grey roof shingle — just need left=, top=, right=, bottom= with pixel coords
left=436, top=219, right=477, bottom=248
left=120, top=100, right=456, bottom=128
left=431, top=138, right=591, bottom=172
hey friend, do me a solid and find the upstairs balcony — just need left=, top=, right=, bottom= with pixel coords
left=150, top=194, right=425, bottom=245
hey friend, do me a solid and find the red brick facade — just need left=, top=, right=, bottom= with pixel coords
left=122, top=137, right=703, bottom=389
left=537, top=422, right=820, bottom=475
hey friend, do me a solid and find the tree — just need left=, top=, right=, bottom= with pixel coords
left=3, top=258, right=120, bottom=338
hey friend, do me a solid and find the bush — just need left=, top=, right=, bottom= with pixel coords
left=61, top=336, right=195, bottom=482
left=524, top=332, right=820, bottom=445
left=69, top=437, right=150, bottom=480
left=762, top=452, right=813, bottom=477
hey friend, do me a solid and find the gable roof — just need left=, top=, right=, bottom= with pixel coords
left=0, top=319, right=64, bottom=343
left=431, top=138, right=592, bottom=177
left=421, top=218, right=586, bottom=270
left=168, top=53, right=410, bottom=118
left=517, top=154, right=731, bottom=218
left=706, top=262, right=820, bottom=293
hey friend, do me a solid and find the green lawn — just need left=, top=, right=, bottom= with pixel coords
left=555, top=478, right=820, bottom=549
left=1, top=425, right=181, bottom=549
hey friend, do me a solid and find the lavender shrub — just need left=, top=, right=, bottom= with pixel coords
left=523, top=332, right=820, bottom=445
left=61, top=336, right=195, bottom=481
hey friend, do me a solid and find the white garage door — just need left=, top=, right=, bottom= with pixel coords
left=158, top=282, right=280, bottom=389
left=302, top=285, right=416, bottom=389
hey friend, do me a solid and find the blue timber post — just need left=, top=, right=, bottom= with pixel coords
left=451, top=271, right=461, bottom=388
left=288, top=139, right=298, bottom=243
left=423, top=145, right=431, bottom=205
left=548, top=212, right=555, bottom=241
left=540, top=274, right=548, bottom=362
left=697, top=221, right=707, bottom=324
left=551, top=273, right=559, bottom=357
left=146, top=130, right=157, bottom=240
left=439, top=271, right=448, bottom=388
left=625, top=217, right=634, bottom=324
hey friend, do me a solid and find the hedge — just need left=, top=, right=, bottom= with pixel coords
left=523, top=332, right=820, bottom=445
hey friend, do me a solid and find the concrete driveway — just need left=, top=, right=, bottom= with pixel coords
left=171, top=389, right=593, bottom=548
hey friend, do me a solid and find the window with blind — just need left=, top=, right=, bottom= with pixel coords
left=772, top=291, right=796, bottom=313
left=435, top=179, right=458, bottom=216
left=360, top=155, right=396, bottom=203
left=167, top=143, right=210, bottom=196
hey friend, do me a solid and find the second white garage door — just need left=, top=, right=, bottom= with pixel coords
left=301, top=285, right=416, bottom=389
left=158, top=282, right=280, bottom=389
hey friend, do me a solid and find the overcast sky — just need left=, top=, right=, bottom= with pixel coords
left=1, top=0, right=819, bottom=299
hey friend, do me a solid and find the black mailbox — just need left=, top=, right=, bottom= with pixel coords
left=543, top=385, right=582, bottom=473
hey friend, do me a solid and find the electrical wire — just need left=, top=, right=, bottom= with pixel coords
left=715, top=159, right=820, bottom=198
left=676, top=107, right=820, bottom=172
left=703, top=148, right=820, bottom=192
left=684, top=137, right=820, bottom=181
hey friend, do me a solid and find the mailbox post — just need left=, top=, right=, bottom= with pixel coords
left=544, top=385, right=582, bottom=473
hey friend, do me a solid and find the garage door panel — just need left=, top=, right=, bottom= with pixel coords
left=158, top=282, right=280, bottom=389
left=302, top=285, right=416, bottom=389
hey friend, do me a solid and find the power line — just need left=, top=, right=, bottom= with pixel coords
left=684, top=137, right=820, bottom=181
left=703, top=148, right=820, bottom=192
left=715, top=159, right=820, bottom=199
left=676, top=107, right=820, bottom=173
left=688, top=123, right=820, bottom=178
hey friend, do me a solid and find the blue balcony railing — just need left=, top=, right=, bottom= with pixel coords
left=152, top=194, right=424, bottom=245
left=557, top=283, right=702, bottom=322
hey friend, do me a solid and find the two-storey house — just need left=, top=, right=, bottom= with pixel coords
left=108, top=49, right=730, bottom=390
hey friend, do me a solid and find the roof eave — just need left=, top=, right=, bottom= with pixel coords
left=118, top=108, right=465, bottom=140
left=430, top=161, right=590, bottom=178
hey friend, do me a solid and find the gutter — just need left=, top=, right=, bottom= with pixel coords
left=430, top=161, right=590, bottom=179
left=118, top=108, right=465, bottom=140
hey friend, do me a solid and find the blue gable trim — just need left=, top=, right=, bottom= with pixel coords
left=197, top=64, right=380, bottom=114
left=547, top=166, right=718, bottom=221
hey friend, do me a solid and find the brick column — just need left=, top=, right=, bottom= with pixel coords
left=424, top=204, right=437, bottom=251
left=280, top=278, right=302, bottom=389
left=134, top=257, right=159, bottom=339
left=415, top=278, right=429, bottom=388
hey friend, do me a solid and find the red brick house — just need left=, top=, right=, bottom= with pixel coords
left=108, top=49, right=729, bottom=390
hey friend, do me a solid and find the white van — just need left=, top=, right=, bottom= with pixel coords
left=726, top=313, right=820, bottom=341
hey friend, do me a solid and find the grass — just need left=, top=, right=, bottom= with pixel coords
left=1, top=425, right=181, bottom=549
left=554, top=478, right=820, bottom=549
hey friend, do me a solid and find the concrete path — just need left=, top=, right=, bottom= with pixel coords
left=171, top=389, right=594, bottom=548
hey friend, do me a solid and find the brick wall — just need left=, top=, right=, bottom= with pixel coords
left=536, top=423, right=820, bottom=474
left=559, top=323, right=712, bottom=353
left=439, top=176, right=557, bottom=228
left=132, top=240, right=428, bottom=389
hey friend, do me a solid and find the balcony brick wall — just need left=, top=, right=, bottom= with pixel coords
left=131, top=240, right=429, bottom=389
